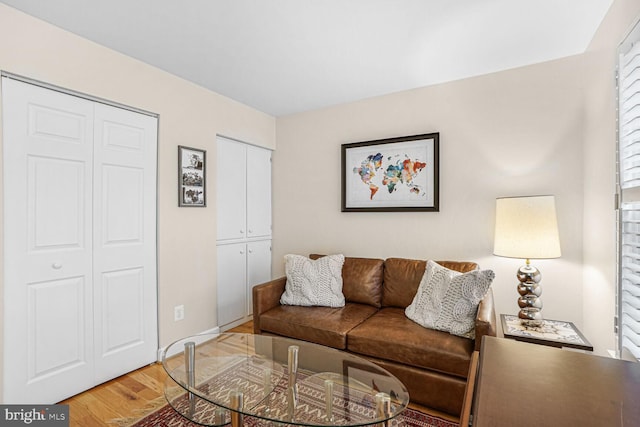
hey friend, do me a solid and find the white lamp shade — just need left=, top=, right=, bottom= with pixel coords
left=493, top=195, right=561, bottom=259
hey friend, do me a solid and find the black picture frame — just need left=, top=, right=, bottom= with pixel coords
left=341, top=133, right=439, bottom=212
left=178, top=145, right=206, bottom=207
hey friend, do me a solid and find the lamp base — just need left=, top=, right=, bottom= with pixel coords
left=516, top=261, right=543, bottom=327
left=518, top=308, right=543, bottom=327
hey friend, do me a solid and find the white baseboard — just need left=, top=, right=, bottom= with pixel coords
left=156, top=326, right=221, bottom=361
left=219, top=315, right=253, bottom=332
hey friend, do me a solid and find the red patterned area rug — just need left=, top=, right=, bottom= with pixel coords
left=113, top=354, right=456, bottom=427
left=124, top=404, right=457, bottom=427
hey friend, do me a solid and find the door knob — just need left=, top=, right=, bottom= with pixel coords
left=52, top=262, right=62, bottom=269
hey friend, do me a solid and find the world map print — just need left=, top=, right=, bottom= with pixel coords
left=353, top=153, right=427, bottom=200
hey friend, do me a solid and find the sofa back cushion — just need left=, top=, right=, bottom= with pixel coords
left=382, top=258, right=478, bottom=308
left=310, top=255, right=384, bottom=307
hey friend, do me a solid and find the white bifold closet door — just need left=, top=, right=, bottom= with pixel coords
left=2, top=77, right=158, bottom=403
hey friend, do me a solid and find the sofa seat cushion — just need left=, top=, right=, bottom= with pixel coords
left=259, top=303, right=379, bottom=349
left=346, top=307, right=474, bottom=378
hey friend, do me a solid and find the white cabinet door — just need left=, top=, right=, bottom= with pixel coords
left=216, top=137, right=271, bottom=328
left=217, top=243, right=247, bottom=326
left=246, top=146, right=272, bottom=239
left=216, top=137, right=247, bottom=241
left=2, top=78, right=158, bottom=403
left=247, top=240, right=272, bottom=316
left=216, top=137, right=271, bottom=241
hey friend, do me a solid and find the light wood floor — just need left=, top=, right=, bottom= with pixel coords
left=60, top=321, right=255, bottom=426
left=60, top=321, right=457, bottom=426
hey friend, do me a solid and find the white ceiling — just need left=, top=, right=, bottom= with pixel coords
left=1, top=0, right=613, bottom=117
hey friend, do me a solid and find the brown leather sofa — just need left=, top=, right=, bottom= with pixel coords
left=252, top=255, right=497, bottom=417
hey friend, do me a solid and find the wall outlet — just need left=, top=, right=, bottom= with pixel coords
left=174, top=305, right=185, bottom=321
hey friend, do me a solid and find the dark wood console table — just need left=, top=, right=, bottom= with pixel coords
left=469, top=336, right=640, bottom=426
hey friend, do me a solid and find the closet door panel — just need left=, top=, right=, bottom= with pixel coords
left=29, top=157, right=85, bottom=249
left=2, top=78, right=95, bottom=403
left=101, top=165, right=144, bottom=243
left=28, top=277, right=87, bottom=378
left=93, top=103, right=158, bottom=382
left=101, top=268, right=145, bottom=353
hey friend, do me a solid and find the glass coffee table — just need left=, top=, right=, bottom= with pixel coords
left=162, top=333, right=409, bottom=427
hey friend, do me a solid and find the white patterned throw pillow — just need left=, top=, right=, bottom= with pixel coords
left=405, top=260, right=494, bottom=338
left=280, top=254, right=346, bottom=307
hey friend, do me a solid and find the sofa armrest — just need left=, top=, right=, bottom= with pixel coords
left=252, top=277, right=286, bottom=334
left=474, top=288, right=497, bottom=351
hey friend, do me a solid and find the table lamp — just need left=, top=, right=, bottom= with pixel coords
left=493, top=195, right=561, bottom=326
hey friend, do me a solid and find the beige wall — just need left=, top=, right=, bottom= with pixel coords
left=0, top=2, right=276, bottom=394
left=273, top=0, right=640, bottom=357
left=275, top=54, right=587, bottom=344
left=274, top=0, right=640, bottom=354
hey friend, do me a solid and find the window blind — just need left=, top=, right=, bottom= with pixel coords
left=618, top=31, right=640, bottom=361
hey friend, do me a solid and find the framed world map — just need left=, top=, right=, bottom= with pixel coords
left=341, top=133, right=439, bottom=212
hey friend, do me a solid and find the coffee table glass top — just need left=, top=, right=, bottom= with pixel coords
left=162, top=333, right=409, bottom=426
